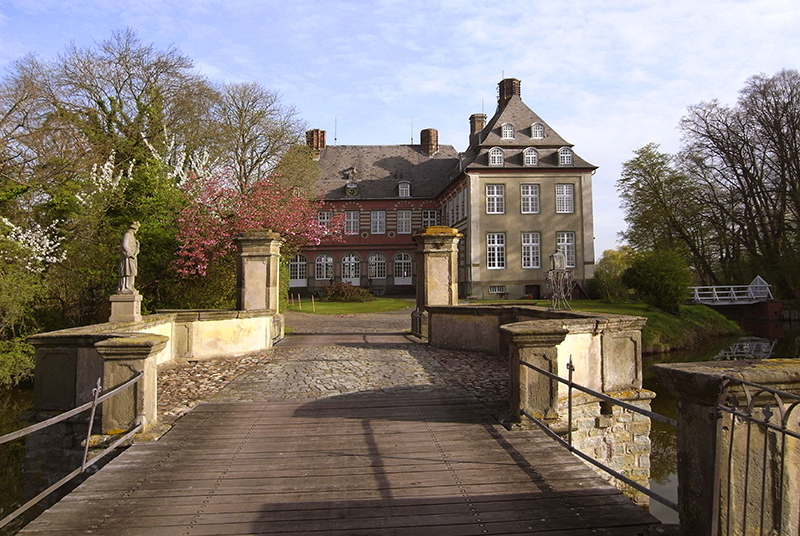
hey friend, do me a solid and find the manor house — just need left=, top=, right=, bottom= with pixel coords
left=293, top=78, right=596, bottom=299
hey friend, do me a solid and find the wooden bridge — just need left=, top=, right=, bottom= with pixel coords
left=18, top=328, right=659, bottom=536
left=689, top=275, right=773, bottom=306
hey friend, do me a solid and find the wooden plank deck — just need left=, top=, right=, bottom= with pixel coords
left=19, top=388, right=659, bottom=535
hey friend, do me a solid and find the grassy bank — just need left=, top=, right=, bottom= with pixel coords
left=563, top=301, right=742, bottom=354
left=284, top=297, right=415, bottom=314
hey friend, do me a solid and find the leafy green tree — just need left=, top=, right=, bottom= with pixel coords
left=593, top=247, right=636, bottom=302
left=622, top=250, right=692, bottom=315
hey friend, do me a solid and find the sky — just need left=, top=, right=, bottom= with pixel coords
left=1, top=0, right=798, bottom=257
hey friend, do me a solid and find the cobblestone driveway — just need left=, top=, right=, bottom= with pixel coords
left=156, top=309, right=510, bottom=435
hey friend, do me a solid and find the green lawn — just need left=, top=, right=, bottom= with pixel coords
left=284, top=297, right=415, bottom=314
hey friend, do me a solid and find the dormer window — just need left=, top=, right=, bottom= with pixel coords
left=531, top=123, right=545, bottom=139
left=489, top=147, right=504, bottom=166
left=558, top=147, right=573, bottom=166
left=501, top=123, right=515, bottom=139
left=523, top=148, right=538, bottom=166
left=398, top=181, right=410, bottom=198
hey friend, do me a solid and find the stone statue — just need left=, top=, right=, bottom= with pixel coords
left=118, top=221, right=141, bottom=293
left=551, top=249, right=566, bottom=270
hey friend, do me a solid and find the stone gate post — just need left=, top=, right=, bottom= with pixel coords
left=411, top=226, right=462, bottom=337
left=236, top=230, right=283, bottom=312
left=653, top=360, right=800, bottom=536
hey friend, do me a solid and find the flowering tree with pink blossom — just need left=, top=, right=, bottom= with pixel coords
left=174, top=168, right=342, bottom=277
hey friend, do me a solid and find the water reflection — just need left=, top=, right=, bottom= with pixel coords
left=713, top=337, right=776, bottom=360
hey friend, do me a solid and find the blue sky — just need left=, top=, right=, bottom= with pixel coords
left=1, top=0, right=798, bottom=256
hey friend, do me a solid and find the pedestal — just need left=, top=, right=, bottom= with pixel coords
left=110, top=292, right=142, bottom=323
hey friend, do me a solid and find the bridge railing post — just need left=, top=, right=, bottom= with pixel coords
left=652, top=360, right=800, bottom=536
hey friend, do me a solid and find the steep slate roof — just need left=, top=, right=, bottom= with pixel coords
left=316, top=144, right=459, bottom=200
left=464, top=93, right=596, bottom=170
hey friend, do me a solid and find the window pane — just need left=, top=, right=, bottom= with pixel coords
left=368, top=253, right=386, bottom=279
left=422, top=210, right=438, bottom=228
left=486, top=184, right=505, bottom=214
left=556, top=232, right=576, bottom=268
left=315, top=255, right=333, bottom=280
left=393, top=253, right=412, bottom=278
left=397, top=210, right=412, bottom=234
left=487, top=232, right=506, bottom=269
left=522, top=232, right=540, bottom=269
left=345, top=210, right=359, bottom=234
left=521, top=184, right=540, bottom=214
left=556, top=184, right=574, bottom=213
left=370, top=211, right=386, bottom=234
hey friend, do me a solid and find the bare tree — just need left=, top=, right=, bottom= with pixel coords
left=209, top=82, right=306, bottom=193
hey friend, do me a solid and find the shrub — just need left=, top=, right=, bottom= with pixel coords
left=0, top=339, right=35, bottom=388
left=622, top=250, right=692, bottom=315
left=319, top=281, right=375, bottom=302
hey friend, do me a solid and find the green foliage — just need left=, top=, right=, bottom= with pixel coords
left=593, top=247, right=636, bottom=302
left=319, top=281, right=376, bottom=303
left=622, top=250, right=692, bottom=315
left=0, top=339, right=35, bottom=387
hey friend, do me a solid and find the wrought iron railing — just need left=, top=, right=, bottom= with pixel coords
left=0, top=372, right=144, bottom=530
left=713, top=376, right=800, bottom=536
left=519, top=357, right=679, bottom=511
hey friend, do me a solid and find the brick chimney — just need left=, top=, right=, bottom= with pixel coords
left=420, top=128, right=438, bottom=156
left=469, top=113, right=487, bottom=146
left=305, top=129, right=326, bottom=159
left=497, top=78, right=521, bottom=106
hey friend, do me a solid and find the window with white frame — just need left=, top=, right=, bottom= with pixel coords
left=486, top=232, right=506, bottom=269
left=370, top=210, right=386, bottom=234
left=397, top=209, right=412, bottom=234
left=556, top=184, right=574, bottom=213
left=318, top=211, right=332, bottom=230
left=531, top=123, right=545, bottom=139
left=556, top=231, right=576, bottom=268
left=344, top=210, right=359, bottom=235
left=489, top=147, right=504, bottom=166
left=393, top=252, right=412, bottom=283
left=448, top=199, right=455, bottom=225
left=521, top=184, right=540, bottom=214
left=489, top=285, right=507, bottom=294
left=422, top=209, right=438, bottom=228
left=398, top=182, right=410, bottom=198
left=458, top=189, right=466, bottom=220
left=523, top=147, right=538, bottom=166
left=368, top=253, right=387, bottom=279
left=342, top=253, right=360, bottom=282
left=522, top=232, right=541, bottom=269
left=486, top=184, right=505, bottom=214
left=501, top=123, right=515, bottom=139
left=315, top=254, right=333, bottom=280
left=559, top=147, right=573, bottom=165
left=289, top=254, right=307, bottom=286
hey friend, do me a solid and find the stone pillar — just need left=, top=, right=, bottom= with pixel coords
left=501, top=321, right=568, bottom=421
left=652, top=359, right=800, bottom=536
left=411, top=226, right=462, bottom=337
left=109, top=292, right=142, bottom=323
left=95, top=334, right=168, bottom=434
left=235, top=230, right=283, bottom=312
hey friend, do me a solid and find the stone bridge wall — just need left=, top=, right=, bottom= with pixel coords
left=426, top=305, right=652, bottom=505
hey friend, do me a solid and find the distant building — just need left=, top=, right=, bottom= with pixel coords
left=296, top=79, right=595, bottom=299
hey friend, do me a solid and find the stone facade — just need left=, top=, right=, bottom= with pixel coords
left=299, top=78, right=595, bottom=300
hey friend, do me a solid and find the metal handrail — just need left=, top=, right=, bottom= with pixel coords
left=0, top=371, right=144, bottom=530
left=519, top=356, right=678, bottom=511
